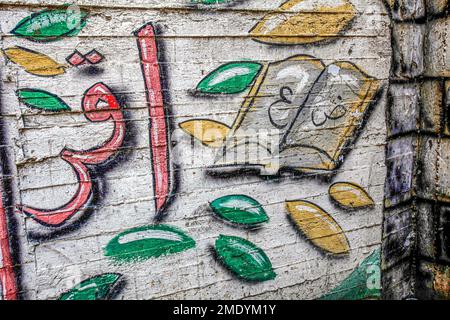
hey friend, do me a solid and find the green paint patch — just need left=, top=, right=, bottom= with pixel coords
left=11, top=8, right=88, bottom=42
left=215, top=235, right=276, bottom=282
left=59, top=273, right=122, bottom=300
left=105, top=225, right=196, bottom=263
left=210, top=195, right=269, bottom=225
left=319, top=249, right=381, bottom=300
left=196, top=62, right=262, bottom=94
left=17, top=89, right=71, bottom=112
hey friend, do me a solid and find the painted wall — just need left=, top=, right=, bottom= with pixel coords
left=0, top=0, right=391, bottom=300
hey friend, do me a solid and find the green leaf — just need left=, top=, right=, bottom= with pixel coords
left=215, top=235, right=276, bottom=282
left=105, top=225, right=196, bottom=263
left=196, top=62, right=262, bottom=94
left=11, top=8, right=88, bottom=42
left=319, top=249, right=381, bottom=300
left=17, top=89, right=71, bottom=112
left=59, top=273, right=122, bottom=300
left=210, top=195, right=269, bottom=225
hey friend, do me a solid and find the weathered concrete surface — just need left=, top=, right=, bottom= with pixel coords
left=382, top=0, right=450, bottom=300
left=0, top=0, right=392, bottom=300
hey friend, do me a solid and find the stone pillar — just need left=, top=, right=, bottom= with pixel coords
left=382, top=0, right=450, bottom=300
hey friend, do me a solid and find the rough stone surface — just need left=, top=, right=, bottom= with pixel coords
left=420, top=80, right=443, bottom=134
left=382, top=259, right=414, bottom=300
left=384, top=136, right=417, bottom=208
left=383, top=1, right=450, bottom=301
left=0, top=0, right=391, bottom=300
left=382, top=206, right=415, bottom=269
left=424, top=17, right=450, bottom=77
left=416, top=201, right=438, bottom=260
left=426, top=0, right=449, bottom=16
left=392, top=0, right=426, bottom=21
left=388, top=83, right=420, bottom=136
left=416, top=261, right=450, bottom=300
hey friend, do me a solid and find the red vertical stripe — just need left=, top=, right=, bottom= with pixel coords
left=136, top=23, right=173, bottom=215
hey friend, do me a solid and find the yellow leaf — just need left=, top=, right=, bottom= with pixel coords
left=286, top=200, right=350, bottom=255
left=250, top=0, right=356, bottom=45
left=179, top=119, right=230, bottom=148
left=329, top=182, right=375, bottom=209
left=2, top=46, right=66, bottom=76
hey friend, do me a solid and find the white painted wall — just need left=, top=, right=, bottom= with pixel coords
left=0, top=0, right=391, bottom=299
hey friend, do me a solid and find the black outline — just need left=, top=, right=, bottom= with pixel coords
left=16, top=88, right=71, bottom=112
left=193, top=61, right=264, bottom=96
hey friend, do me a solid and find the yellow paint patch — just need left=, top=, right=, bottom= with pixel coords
left=179, top=119, right=230, bottom=148
left=329, top=182, right=375, bottom=209
left=250, top=0, right=356, bottom=45
left=2, top=47, right=66, bottom=76
left=286, top=200, right=350, bottom=255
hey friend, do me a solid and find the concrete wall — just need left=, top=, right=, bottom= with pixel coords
left=1, top=0, right=392, bottom=300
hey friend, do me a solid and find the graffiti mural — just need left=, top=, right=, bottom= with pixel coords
left=0, top=0, right=394, bottom=300
left=181, top=55, right=381, bottom=175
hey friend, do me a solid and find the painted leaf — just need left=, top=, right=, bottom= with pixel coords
left=250, top=0, right=356, bottom=45
left=286, top=200, right=350, bottom=254
left=180, top=119, right=230, bottom=148
left=59, top=273, right=122, bottom=300
left=215, top=235, right=276, bottom=282
left=11, top=8, right=88, bottom=42
left=105, top=225, right=196, bottom=262
left=319, top=250, right=381, bottom=300
left=210, top=195, right=269, bottom=225
left=329, top=182, right=375, bottom=209
left=17, top=89, right=71, bottom=112
left=2, top=47, right=66, bottom=76
left=196, top=62, right=262, bottom=94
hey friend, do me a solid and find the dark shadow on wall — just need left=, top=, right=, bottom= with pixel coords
left=0, top=71, right=23, bottom=299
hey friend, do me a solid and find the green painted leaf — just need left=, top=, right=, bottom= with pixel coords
left=105, top=225, right=196, bottom=263
left=11, top=8, right=88, bottom=42
left=210, top=195, right=269, bottom=225
left=196, top=62, right=262, bottom=94
left=215, top=235, right=276, bottom=282
left=17, top=89, right=71, bottom=112
left=319, top=249, right=381, bottom=300
left=59, top=273, right=122, bottom=300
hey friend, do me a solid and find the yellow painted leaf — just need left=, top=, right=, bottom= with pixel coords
left=179, top=119, right=230, bottom=148
left=250, top=0, right=356, bottom=45
left=286, top=200, right=350, bottom=254
left=2, top=46, right=66, bottom=76
left=329, top=182, right=375, bottom=209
